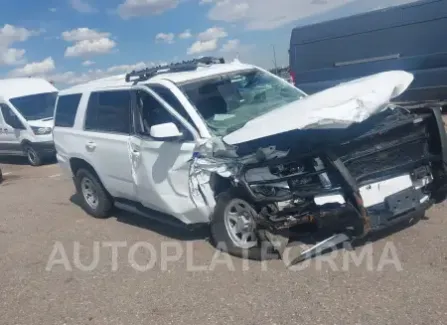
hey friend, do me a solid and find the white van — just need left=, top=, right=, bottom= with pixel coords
left=0, top=78, right=58, bottom=166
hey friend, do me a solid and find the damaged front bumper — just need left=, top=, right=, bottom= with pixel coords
left=239, top=106, right=447, bottom=238
left=192, top=106, right=447, bottom=247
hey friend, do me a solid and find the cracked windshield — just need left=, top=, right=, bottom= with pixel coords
left=181, top=68, right=306, bottom=136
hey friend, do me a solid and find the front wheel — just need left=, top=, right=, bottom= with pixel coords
left=210, top=190, right=277, bottom=260
left=23, top=145, right=42, bottom=166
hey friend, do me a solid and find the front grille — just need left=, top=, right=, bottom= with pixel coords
left=336, top=118, right=430, bottom=182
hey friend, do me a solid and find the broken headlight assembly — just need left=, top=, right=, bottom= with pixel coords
left=242, top=159, right=330, bottom=201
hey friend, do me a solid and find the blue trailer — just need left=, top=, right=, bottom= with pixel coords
left=289, top=0, right=447, bottom=105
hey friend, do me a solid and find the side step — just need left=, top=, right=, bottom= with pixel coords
left=114, top=199, right=196, bottom=230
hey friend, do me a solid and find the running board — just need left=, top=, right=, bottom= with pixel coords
left=114, top=200, right=194, bottom=230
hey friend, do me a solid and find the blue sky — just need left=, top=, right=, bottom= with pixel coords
left=0, top=0, right=419, bottom=88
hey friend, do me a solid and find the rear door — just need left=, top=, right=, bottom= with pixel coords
left=81, top=89, right=136, bottom=200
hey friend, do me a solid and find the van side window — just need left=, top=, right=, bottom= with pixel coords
left=0, top=104, right=25, bottom=129
left=135, top=90, right=193, bottom=141
left=54, top=94, right=82, bottom=127
left=84, top=90, right=131, bottom=134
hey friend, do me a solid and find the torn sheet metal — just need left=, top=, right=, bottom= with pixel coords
left=188, top=138, right=290, bottom=212
left=223, top=70, right=414, bottom=145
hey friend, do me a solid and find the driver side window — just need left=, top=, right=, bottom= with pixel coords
left=135, top=90, right=193, bottom=141
left=0, top=104, right=25, bottom=129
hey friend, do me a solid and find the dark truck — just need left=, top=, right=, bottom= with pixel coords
left=289, top=0, right=447, bottom=107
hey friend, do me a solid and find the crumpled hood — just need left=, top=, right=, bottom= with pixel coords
left=223, top=70, right=414, bottom=145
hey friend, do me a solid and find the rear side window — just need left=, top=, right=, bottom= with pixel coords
left=84, top=90, right=131, bottom=134
left=54, top=94, right=82, bottom=127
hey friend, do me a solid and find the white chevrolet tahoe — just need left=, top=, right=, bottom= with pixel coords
left=53, top=57, right=447, bottom=262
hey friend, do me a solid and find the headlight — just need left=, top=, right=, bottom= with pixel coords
left=31, top=126, right=52, bottom=135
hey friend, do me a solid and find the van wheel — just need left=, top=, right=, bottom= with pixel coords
left=23, top=145, right=42, bottom=166
left=210, top=190, right=277, bottom=260
left=74, top=168, right=112, bottom=218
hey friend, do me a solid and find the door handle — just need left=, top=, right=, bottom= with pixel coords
left=85, top=141, right=96, bottom=150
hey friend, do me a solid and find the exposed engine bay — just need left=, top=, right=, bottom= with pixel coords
left=190, top=104, right=447, bottom=263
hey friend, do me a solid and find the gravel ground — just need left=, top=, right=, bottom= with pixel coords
left=1, top=156, right=447, bottom=325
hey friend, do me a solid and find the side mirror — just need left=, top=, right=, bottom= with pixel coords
left=150, top=122, right=183, bottom=139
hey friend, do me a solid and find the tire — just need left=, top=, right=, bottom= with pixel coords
left=74, top=168, right=112, bottom=218
left=210, top=190, right=278, bottom=261
left=23, top=144, right=42, bottom=166
left=0, top=168, right=3, bottom=184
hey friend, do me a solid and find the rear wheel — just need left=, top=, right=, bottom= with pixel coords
left=210, top=190, right=277, bottom=260
left=23, top=145, right=42, bottom=166
left=74, top=168, right=112, bottom=218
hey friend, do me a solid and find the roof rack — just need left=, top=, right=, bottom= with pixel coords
left=125, top=56, right=225, bottom=83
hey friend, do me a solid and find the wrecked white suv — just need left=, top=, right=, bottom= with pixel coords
left=53, top=57, right=447, bottom=262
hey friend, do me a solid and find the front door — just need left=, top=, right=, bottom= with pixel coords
left=129, top=86, right=200, bottom=222
left=0, top=103, right=25, bottom=155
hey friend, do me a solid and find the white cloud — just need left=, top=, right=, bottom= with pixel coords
left=199, top=0, right=214, bottom=4
left=70, top=0, right=97, bottom=13
left=0, top=24, right=37, bottom=48
left=220, top=39, right=240, bottom=53
left=106, top=61, right=148, bottom=74
left=62, top=28, right=116, bottom=58
left=187, top=26, right=227, bottom=55
left=197, top=26, right=227, bottom=41
left=155, top=32, right=175, bottom=44
left=62, top=28, right=110, bottom=42
left=9, top=57, right=56, bottom=77
left=48, top=61, right=155, bottom=86
left=0, top=24, right=41, bottom=66
left=178, top=29, right=192, bottom=39
left=206, top=0, right=419, bottom=30
left=118, top=0, right=180, bottom=19
left=48, top=71, right=77, bottom=84
left=49, top=7, right=57, bottom=12
left=187, top=39, right=218, bottom=55
left=0, top=48, right=26, bottom=65
left=65, top=38, right=117, bottom=57
left=82, top=60, right=95, bottom=66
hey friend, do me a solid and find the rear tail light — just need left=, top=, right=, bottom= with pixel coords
left=289, top=70, right=296, bottom=85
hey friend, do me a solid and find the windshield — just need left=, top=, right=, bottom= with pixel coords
left=180, top=68, right=306, bottom=136
left=9, top=91, right=58, bottom=120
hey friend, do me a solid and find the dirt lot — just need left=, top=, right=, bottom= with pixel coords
left=1, top=157, right=447, bottom=325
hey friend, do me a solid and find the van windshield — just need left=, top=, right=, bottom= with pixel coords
left=180, top=68, right=306, bottom=136
left=9, top=92, right=58, bottom=121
